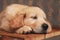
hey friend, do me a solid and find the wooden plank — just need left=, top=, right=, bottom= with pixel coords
left=28, top=0, right=33, bottom=6
left=37, top=0, right=44, bottom=9
left=2, top=0, right=7, bottom=10
left=47, top=0, right=54, bottom=23
left=18, top=0, right=23, bottom=4
left=0, top=28, right=60, bottom=40
left=10, top=0, right=15, bottom=4
left=0, top=31, right=44, bottom=40
left=57, top=0, right=60, bottom=23
left=46, top=29, right=60, bottom=39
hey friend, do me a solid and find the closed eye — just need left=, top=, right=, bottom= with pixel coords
left=31, top=16, right=37, bottom=19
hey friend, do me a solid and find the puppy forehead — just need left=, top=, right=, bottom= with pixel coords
left=25, top=7, right=46, bottom=18
left=25, top=10, right=36, bottom=17
left=25, top=7, right=39, bottom=13
left=25, top=7, right=40, bottom=17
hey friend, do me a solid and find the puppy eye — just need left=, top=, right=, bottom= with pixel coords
left=31, top=16, right=37, bottom=19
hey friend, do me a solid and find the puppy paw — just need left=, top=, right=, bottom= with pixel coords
left=16, top=26, right=32, bottom=34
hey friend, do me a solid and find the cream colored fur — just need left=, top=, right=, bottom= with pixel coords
left=0, top=4, right=52, bottom=33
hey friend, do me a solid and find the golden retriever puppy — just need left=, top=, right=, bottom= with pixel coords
left=0, top=4, right=52, bottom=34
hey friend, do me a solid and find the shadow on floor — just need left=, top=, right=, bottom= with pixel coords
left=44, top=35, right=60, bottom=40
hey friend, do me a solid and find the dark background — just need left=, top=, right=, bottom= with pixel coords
left=0, top=0, right=60, bottom=26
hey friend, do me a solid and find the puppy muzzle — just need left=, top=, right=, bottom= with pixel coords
left=30, top=23, right=49, bottom=34
left=21, top=23, right=49, bottom=34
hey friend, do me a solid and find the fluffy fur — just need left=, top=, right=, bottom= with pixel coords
left=0, top=4, right=52, bottom=34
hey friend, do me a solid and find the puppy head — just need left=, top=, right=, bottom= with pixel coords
left=23, top=7, right=52, bottom=34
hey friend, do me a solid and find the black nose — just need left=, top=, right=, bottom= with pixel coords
left=42, top=23, right=48, bottom=30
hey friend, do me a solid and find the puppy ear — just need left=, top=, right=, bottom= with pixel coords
left=18, top=11, right=26, bottom=25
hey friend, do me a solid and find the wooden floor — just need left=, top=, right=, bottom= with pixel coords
left=0, top=26, right=60, bottom=40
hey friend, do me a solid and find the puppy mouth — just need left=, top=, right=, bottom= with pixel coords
left=22, top=29, right=47, bottom=34
left=31, top=29, right=47, bottom=34
left=22, top=31, right=47, bottom=34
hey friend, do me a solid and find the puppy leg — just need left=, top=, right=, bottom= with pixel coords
left=16, top=26, right=32, bottom=34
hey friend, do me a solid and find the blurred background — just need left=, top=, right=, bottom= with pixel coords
left=0, top=0, right=60, bottom=26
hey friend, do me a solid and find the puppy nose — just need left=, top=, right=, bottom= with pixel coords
left=42, top=23, right=48, bottom=30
